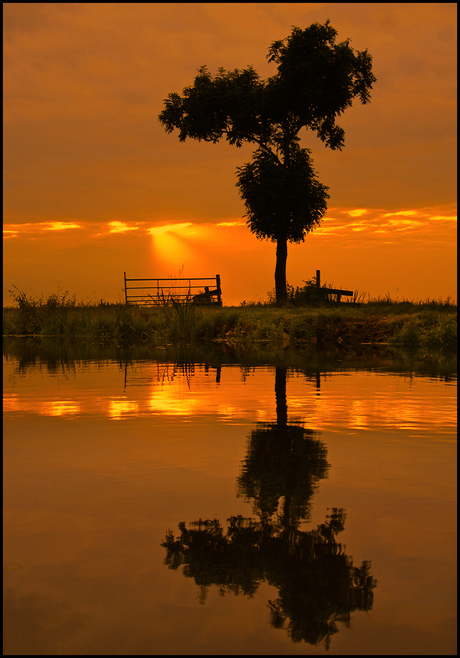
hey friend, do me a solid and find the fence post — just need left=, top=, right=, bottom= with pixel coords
left=216, top=274, right=222, bottom=305
left=316, top=270, right=321, bottom=290
left=124, top=272, right=128, bottom=305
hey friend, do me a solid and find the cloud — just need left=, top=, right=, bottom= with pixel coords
left=44, top=221, right=82, bottom=231
left=382, top=211, right=418, bottom=217
left=217, top=221, right=246, bottom=227
left=311, top=204, right=457, bottom=244
left=3, top=3, right=456, bottom=229
left=3, top=221, right=82, bottom=237
left=348, top=209, right=368, bottom=217
left=108, top=221, right=139, bottom=234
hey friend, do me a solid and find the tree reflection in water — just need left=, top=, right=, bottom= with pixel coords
left=162, top=367, right=377, bottom=648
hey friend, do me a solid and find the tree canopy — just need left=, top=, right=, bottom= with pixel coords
left=236, top=145, right=329, bottom=244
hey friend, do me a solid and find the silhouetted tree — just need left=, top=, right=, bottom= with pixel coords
left=235, top=147, right=328, bottom=303
left=158, top=20, right=376, bottom=303
left=162, top=511, right=377, bottom=648
left=237, top=367, right=330, bottom=524
left=161, top=367, right=377, bottom=647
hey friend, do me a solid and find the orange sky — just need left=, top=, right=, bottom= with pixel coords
left=3, top=3, right=457, bottom=306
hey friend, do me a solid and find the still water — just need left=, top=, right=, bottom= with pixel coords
left=3, top=346, right=457, bottom=655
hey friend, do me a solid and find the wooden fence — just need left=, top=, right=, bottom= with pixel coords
left=124, top=273, right=222, bottom=306
left=315, top=270, right=353, bottom=302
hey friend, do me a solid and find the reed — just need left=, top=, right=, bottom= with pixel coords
left=153, top=289, right=198, bottom=342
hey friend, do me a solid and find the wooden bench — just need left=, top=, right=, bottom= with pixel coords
left=192, top=286, right=221, bottom=305
left=124, top=273, right=222, bottom=306
left=315, top=270, right=353, bottom=302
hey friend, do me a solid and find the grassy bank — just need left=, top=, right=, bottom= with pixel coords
left=3, top=287, right=457, bottom=352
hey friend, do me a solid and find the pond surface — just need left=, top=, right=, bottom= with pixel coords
left=3, top=346, right=457, bottom=655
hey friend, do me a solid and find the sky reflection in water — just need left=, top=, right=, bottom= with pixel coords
left=3, top=354, right=457, bottom=655
left=3, top=359, right=456, bottom=432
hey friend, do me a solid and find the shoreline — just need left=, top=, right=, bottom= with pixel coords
left=3, top=301, right=457, bottom=354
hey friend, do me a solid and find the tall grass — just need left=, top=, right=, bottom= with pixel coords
left=146, top=288, right=199, bottom=342
left=3, top=286, right=456, bottom=351
left=158, top=297, right=197, bottom=342
left=4, top=287, right=167, bottom=342
left=265, top=279, right=457, bottom=311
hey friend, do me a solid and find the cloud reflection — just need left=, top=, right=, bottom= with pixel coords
left=3, top=365, right=456, bottom=436
left=44, top=400, right=80, bottom=417
left=108, top=399, right=139, bottom=420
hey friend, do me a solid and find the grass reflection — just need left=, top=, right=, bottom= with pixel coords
left=3, top=345, right=456, bottom=433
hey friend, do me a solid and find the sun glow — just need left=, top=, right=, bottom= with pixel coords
left=148, top=222, right=202, bottom=272
left=2, top=204, right=456, bottom=306
left=147, top=222, right=193, bottom=236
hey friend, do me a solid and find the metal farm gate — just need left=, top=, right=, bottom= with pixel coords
left=124, top=273, right=222, bottom=306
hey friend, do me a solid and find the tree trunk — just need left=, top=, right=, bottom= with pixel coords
left=275, top=236, right=288, bottom=304
left=274, top=367, right=287, bottom=428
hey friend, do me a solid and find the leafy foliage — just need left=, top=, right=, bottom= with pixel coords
left=238, top=423, right=330, bottom=522
left=266, top=21, right=376, bottom=150
left=159, top=65, right=267, bottom=148
left=162, top=510, right=377, bottom=647
left=159, top=20, right=376, bottom=155
left=236, top=146, right=329, bottom=243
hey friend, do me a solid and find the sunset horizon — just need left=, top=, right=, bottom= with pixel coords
left=3, top=6, right=457, bottom=651
left=3, top=3, right=457, bottom=307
